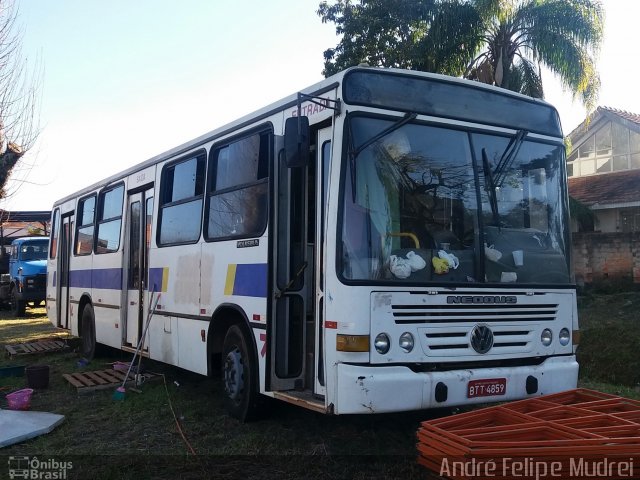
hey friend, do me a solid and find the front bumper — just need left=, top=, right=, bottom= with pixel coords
left=335, top=355, right=578, bottom=414
left=15, top=288, right=46, bottom=302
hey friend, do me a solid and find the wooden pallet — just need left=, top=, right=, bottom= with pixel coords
left=62, top=369, right=160, bottom=394
left=4, top=339, right=68, bottom=357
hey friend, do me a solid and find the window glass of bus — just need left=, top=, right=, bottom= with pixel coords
left=96, top=184, right=124, bottom=254
left=158, top=153, right=205, bottom=245
left=206, top=130, right=269, bottom=240
left=75, top=195, right=96, bottom=255
left=50, top=209, right=60, bottom=259
left=343, top=70, right=562, bottom=137
left=144, top=196, right=153, bottom=287
left=340, top=116, right=477, bottom=283
left=474, top=134, right=570, bottom=284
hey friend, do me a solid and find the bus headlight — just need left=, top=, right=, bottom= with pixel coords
left=559, top=328, right=571, bottom=346
left=374, top=333, right=390, bottom=354
left=541, top=329, right=553, bottom=347
left=399, top=332, right=414, bottom=353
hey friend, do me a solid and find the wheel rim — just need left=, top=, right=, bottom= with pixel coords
left=223, top=346, right=244, bottom=401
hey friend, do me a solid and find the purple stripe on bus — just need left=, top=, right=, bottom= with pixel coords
left=69, top=268, right=123, bottom=290
left=148, top=267, right=164, bottom=293
left=233, top=263, right=268, bottom=298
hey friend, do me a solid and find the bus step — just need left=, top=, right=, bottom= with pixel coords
left=273, top=390, right=326, bottom=414
left=121, top=345, right=150, bottom=357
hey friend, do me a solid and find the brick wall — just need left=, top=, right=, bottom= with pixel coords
left=572, top=232, right=640, bottom=286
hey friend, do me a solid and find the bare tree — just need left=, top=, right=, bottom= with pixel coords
left=0, top=0, right=40, bottom=199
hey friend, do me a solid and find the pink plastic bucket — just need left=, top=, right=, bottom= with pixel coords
left=6, top=388, right=34, bottom=410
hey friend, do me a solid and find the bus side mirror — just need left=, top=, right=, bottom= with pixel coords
left=284, top=116, right=310, bottom=168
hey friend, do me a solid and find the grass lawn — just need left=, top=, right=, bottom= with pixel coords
left=0, top=309, right=432, bottom=479
left=0, top=293, right=638, bottom=479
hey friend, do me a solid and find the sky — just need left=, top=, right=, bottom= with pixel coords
left=3, top=0, right=639, bottom=211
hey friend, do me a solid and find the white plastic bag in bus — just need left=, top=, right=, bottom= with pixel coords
left=484, top=243, right=502, bottom=262
left=406, top=251, right=426, bottom=272
left=389, top=255, right=412, bottom=279
left=438, top=250, right=459, bottom=269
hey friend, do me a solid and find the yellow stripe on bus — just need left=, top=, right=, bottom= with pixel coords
left=162, top=267, right=169, bottom=292
left=224, top=264, right=237, bottom=296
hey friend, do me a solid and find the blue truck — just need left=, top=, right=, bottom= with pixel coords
left=0, top=237, right=48, bottom=316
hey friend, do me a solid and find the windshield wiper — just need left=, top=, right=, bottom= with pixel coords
left=482, top=148, right=500, bottom=226
left=481, top=129, right=528, bottom=226
left=352, top=112, right=417, bottom=158
left=347, top=112, right=417, bottom=202
left=494, top=129, right=528, bottom=187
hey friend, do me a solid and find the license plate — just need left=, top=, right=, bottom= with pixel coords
left=467, top=378, right=507, bottom=398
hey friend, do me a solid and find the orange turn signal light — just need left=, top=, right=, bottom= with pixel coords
left=336, top=334, right=369, bottom=352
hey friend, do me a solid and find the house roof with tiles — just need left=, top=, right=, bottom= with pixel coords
left=567, top=106, right=640, bottom=141
left=569, top=169, right=640, bottom=208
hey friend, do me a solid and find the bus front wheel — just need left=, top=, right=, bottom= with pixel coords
left=80, top=305, right=96, bottom=361
left=222, top=324, right=261, bottom=422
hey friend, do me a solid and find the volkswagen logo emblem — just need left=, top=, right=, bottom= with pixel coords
left=470, top=324, right=494, bottom=354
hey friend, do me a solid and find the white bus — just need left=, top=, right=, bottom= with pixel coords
left=47, top=67, right=578, bottom=420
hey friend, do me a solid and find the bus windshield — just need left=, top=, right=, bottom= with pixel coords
left=340, top=115, right=570, bottom=285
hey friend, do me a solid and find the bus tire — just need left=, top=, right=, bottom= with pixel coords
left=80, top=305, right=96, bottom=361
left=10, top=287, right=25, bottom=317
left=222, top=324, right=261, bottom=422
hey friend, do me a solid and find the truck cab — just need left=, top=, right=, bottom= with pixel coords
left=5, top=237, right=48, bottom=316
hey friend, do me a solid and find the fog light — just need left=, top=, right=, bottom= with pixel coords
left=399, top=332, right=414, bottom=353
left=559, top=328, right=570, bottom=346
left=541, top=328, right=553, bottom=346
left=374, top=333, right=390, bottom=354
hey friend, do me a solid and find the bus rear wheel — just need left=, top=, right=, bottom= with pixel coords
left=222, top=324, right=261, bottom=422
left=80, top=305, right=96, bottom=361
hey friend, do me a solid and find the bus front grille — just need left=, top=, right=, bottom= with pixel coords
left=392, top=303, right=559, bottom=324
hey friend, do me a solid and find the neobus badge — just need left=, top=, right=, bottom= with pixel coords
left=446, top=296, right=518, bottom=304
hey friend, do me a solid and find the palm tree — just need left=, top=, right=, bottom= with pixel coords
left=465, top=0, right=604, bottom=110
left=318, top=0, right=604, bottom=109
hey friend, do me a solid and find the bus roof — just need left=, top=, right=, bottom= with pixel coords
left=52, top=67, right=561, bottom=207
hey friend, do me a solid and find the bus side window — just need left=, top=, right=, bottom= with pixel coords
left=50, top=209, right=60, bottom=259
left=205, top=129, right=270, bottom=240
left=157, top=153, right=206, bottom=246
left=75, top=195, right=96, bottom=255
left=96, top=184, right=124, bottom=254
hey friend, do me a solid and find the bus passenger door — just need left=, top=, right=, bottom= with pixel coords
left=56, top=214, right=73, bottom=329
left=313, top=127, right=331, bottom=397
left=123, top=188, right=154, bottom=349
left=269, top=136, right=309, bottom=391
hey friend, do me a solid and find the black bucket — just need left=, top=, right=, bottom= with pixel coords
left=26, top=365, right=50, bottom=389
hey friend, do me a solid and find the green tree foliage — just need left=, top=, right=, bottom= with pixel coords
left=318, top=0, right=604, bottom=109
